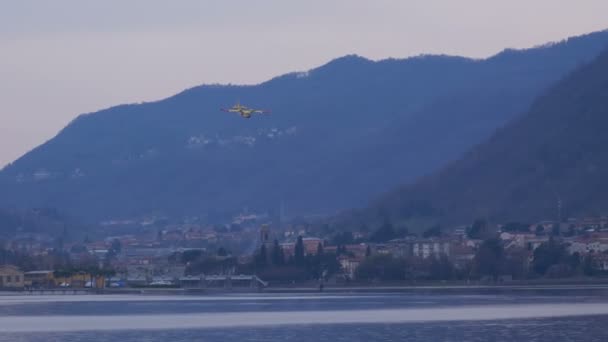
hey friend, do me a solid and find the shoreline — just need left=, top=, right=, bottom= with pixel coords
left=4, top=280, right=608, bottom=296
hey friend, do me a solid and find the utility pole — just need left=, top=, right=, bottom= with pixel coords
left=550, top=186, right=562, bottom=224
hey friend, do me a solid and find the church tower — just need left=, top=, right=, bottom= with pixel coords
left=260, top=224, right=270, bottom=245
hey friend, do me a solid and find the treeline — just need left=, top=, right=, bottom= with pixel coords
left=177, top=237, right=341, bottom=283
left=354, top=237, right=607, bottom=282
left=249, top=236, right=341, bottom=283
left=0, top=246, right=67, bottom=271
left=53, top=267, right=116, bottom=278
left=356, top=254, right=456, bottom=281
left=167, top=247, right=232, bottom=276
left=0, top=245, right=109, bottom=274
left=473, top=237, right=605, bottom=279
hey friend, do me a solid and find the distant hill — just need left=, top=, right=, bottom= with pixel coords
left=2, top=30, right=608, bottom=222
left=358, top=48, right=608, bottom=227
left=0, top=207, right=75, bottom=238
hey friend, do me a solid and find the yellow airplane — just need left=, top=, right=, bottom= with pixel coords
left=221, top=101, right=271, bottom=119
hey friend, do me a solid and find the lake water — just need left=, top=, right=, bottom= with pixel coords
left=1, top=287, right=608, bottom=341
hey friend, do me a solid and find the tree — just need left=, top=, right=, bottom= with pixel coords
left=320, top=224, right=332, bottom=236
left=467, top=219, right=490, bottom=239
left=355, top=255, right=408, bottom=281
left=217, top=247, right=228, bottom=257
left=316, top=242, right=324, bottom=256
left=565, top=224, right=576, bottom=237
left=551, top=223, right=561, bottom=236
left=473, top=238, right=504, bottom=280
left=532, top=238, right=568, bottom=275
left=54, top=236, right=65, bottom=251
left=187, top=256, right=237, bottom=275
left=583, top=254, right=596, bottom=276
left=335, top=245, right=343, bottom=256
left=535, top=225, right=545, bottom=236
left=111, top=239, right=122, bottom=254
left=501, top=222, right=530, bottom=233
left=61, top=225, right=69, bottom=241
left=429, top=255, right=454, bottom=280
left=309, top=244, right=325, bottom=280
left=70, top=244, right=87, bottom=254
left=422, top=225, right=442, bottom=238
left=294, top=236, right=305, bottom=266
left=568, top=252, right=581, bottom=271
left=271, top=240, right=284, bottom=266
left=104, top=248, right=116, bottom=265
left=369, top=220, right=396, bottom=242
left=181, top=249, right=203, bottom=264
left=503, top=248, right=529, bottom=280
left=255, top=245, right=268, bottom=268
left=331, top=231, right=354, bottom=245
left=279, top=246, right=285, bottom=267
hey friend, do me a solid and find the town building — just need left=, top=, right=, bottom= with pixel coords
left=412, top=239, right=451, bottom=259
left=302, top=237, right=324, bottom=255
left=567, top=234, right=608, bottom=254
left=24, top=270, right=55, bottom=288
left=0, top=265, right=24, bottom=289
left=338, top=256, right=363, bottom=279
left=449, top=244, right=476, bottom=270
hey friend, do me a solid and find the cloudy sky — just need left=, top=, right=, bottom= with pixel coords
left=1, top=0, right=608, bottom=167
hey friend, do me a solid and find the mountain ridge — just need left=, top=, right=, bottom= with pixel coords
left=2, top=30, right=608, bottom=223
left=358, top=47, right=608, bottom=227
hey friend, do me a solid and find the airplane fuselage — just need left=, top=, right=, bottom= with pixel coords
left=239, top=109, right=255, bottom=118
left=221, top=103, right=267, bottom=118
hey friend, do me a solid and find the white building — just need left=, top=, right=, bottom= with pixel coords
left=412, top=240, right=450, bottom=259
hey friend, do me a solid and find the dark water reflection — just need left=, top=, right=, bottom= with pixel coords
left=3, top=318, right=608, bottom=342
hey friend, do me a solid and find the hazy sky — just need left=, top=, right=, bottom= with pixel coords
left=1, top=1, right=608, bottom=167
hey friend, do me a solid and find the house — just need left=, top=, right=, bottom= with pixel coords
left=385, top=239, right=414, bottom=258
left=280, top=238, right=326, bottom=258
left=24, top=270, right=55, bottom=288
left=90, top=249, right=110, bottom=260
left=593, top=253, right=608, bottom=271
left=280, top=242, right=296, bottom=258
left=412, top=239, right=450, bottom=259
left=567, top=234, right=608, bottom=255
left=302, top=237, right=324, bottom=255
left=0, top=265, right=24, bottom=289
left=343, top=244, right=369, bottom=258
left=62, top=273, right=106, bottom=288
left=324, top=244, right=369, bottom=258
left=500, top=232, right=537, bottom=249
left=450, top=244, right=476, bottom=270
left=338, top=256, right=364, bottom=280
